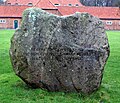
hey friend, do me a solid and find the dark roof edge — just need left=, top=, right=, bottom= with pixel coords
left=100, top=18, right=120, bottom=20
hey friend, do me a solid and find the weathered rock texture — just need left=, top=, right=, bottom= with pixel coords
left=10, top=8, right=110, bottom=94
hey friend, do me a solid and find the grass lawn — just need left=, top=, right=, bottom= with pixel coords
left=0, top=30, right=120, bottom=103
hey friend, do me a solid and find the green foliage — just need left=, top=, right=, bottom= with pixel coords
left=115, top=0, right=120, bottom=8
left=0, top=30, right=120, bottom=103
left=80, top=0, right=120, bottom=7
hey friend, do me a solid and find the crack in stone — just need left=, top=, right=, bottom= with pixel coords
left=71, top=77, right=79, bottom=92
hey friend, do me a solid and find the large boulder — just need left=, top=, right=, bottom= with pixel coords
left=10, top=8, right=110, bottom=94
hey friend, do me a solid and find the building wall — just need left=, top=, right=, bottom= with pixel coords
left=103, top=20, right=120, bottom=30
left=0, top=17, right=120, bottom=30
left=0, top=18, right=21, bottom=29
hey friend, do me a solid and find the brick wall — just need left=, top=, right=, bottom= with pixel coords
left=0, top=18, right=21, bottom=29
left=103, top=20, right=120, bottom=30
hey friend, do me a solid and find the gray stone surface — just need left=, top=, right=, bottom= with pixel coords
left=10, top=8, right=110, bottom=94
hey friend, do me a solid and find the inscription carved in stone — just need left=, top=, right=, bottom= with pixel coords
left=10, top=8, right=110, bottom=94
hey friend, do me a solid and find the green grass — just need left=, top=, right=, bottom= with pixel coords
left=0, top=30, right=120, bottom=103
